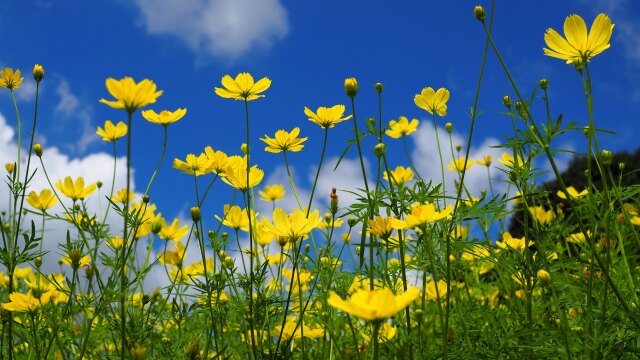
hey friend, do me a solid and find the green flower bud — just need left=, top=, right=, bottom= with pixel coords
left=473, top=5, right=486, bottom=21
left=539, top=78, right=549, bottom=90
left=373, top=143, right=386, bottom=157
left=374, top=82, right=383, bottom=93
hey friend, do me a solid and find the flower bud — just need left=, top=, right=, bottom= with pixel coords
left=572, top=59, right=585, bottom=72
left=455, top=144, right=462, bottom=152
left=142, top=194, right=150, bottom=204
left=374, top=82, right=383, bottom=93
left=151, top=220, right=163, bottom=234
left=619, top=162, right=625, bottom=171
left=96, top=180, right=103, bottom=189
left=583, top=126, right=591, bottom=137
left=69, top=249, right=82, bottom=269
left=445, top=122, right=452, bottom=133
left=190, top=206, right=201, bottom=222
left=329, top=187, right=339, bottom=214
left=32, top=64, right=44, bottom=82
left=132, top=347, right=146, bottom=360
left=344, top=77, right=358, bottom=98
left=600, top=150, right=613, bottom=166
left=473, top=5, right=486, bottom=21
left=85, top=265, right=94, bottom=280
left=35, top=256, right=42, bottom=268
left=218, top=249, right=227, bottom=258
left=240, top=143, right=248, bottom=154
left=208, top=230, right=216, bottom=239
left=224, top=256, right=234, bottom=269
left=34, top=143, right=43, bottom=157
left=373, top=143, right=386, bottom=157
left=502, top=96, right=512, bottom=108
left=305, top=244, right=311, bottom=253
left=539, top=79, right=549, bottom=90
left=342, top=233, right=350, bottom=244
left=5, top=163, right=14, bottom=174
left=537, top=269, right=551, bottom=286
left=509, top=171, right=517, bottom=182
left=347, top=217, right=358, bottom=228
left=221, top=232, right=229, bottom=241
left=277, top=236, right=288, bottom=247
left=480, top=189, right=487, bottom=198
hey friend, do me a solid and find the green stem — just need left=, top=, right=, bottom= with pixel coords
left=283, top=151, right=303, bottom=209
left=144, top=124, right=169, bottom=196
left=120, top=110, right=133, bottom=360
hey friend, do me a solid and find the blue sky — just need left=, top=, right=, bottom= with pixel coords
left=1, top=0, right=639, bottom=229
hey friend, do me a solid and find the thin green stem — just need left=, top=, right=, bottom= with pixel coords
left=120, top=110, right=133, bottom=360
left=283, top=151, right=303, bottom=209
left=144, top=124, right=169, bottom=196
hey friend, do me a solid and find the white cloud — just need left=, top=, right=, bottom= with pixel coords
left=314, top=156, right=374, bottom=212
left=54, top=78, right=99, bottom=154
left=133, top=0, right=289, bottom=60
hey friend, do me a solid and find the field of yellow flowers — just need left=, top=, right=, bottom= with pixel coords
left=1, top=5, right=639, bottom=360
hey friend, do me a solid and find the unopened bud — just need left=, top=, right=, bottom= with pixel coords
left=473, top=5, right=486, bottom=21
left=480, top=189, right=487, bottom=198
left=240, top=143, right=248, bottom=154
left=277, top=236, right=288, bottom=247
left=96, top=180, right=103, bottom=189
left=537, top=269, right=551, bottom=286
left=502, top=96, right=512, bottom=108
left=539, top=79, right=549, bottom=90
left=221, top=232, right=229, bottom=242
left=347, top=217, right=358, bottom=228
left=190, top=207, right=201, bottom=222
left=69, top=249, right=82, bottom=269
left=151, top=220, right=163, bottom=234
left=132, top=347, right=146, bottom=360
left=344, top=77, right=358, bottom=98
left=455, top=144, right=462, bottom=152
left=85, top=265, right=94, bottom=279
left=208, top=230, right=216, bottom=239
left=224, top=256, right=234, bottom=269
left=35, top=256, right=42, bottom=268
left=373, top=143, right=386, bottom=157
left=305, top=244, right=310, bottom=253
left=445, top=122, right=452, bottom=133
left=33, top=64, right=45, bottom=82
left=34, top=143, right=43, bottom=157
left=330, top=187, right=339, bottom=214
left=5, top=163, right=14, bottom=174
left=509, top=171, right=517, bottom=182
left=374, top=82, right=383, bottom=93
left=218, top=250, right=227, bottom=258
left=142, top=195, right=150, bottom=204
left=619, top=162, right=625, bottom=171
left=600, top=150, right=613, bottom=166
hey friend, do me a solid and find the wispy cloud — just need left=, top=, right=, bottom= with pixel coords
left=132, top=0, right=289, bottom=61
left=54, top=78, right=98, bottom=154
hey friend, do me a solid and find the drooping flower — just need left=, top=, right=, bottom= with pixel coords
left=0, top=67, right=24, bottom=90
left=55, top=176, right=97, bottom=201
left=96, top=120, right=127, bottom=142
left=367, top=215, right=396, bottom=239
left=259, top=184, right=285, bottom=202
left=260, top=127, right=307, bottom=153
left=384, top=166, right=414, bottom=185
left=447, top=157, right=474, bottom=172
left=26, top=189, right=58, bottom=211
left=141, top=108, right=187, bottom=126
left=543, top=13, right=614, bottom=64
left=61, top=254, right=91, bottom=269
left=262, top=208, right=321, bottom=242
left=304, top=105, right=352, bottom=129
left=385, top=116, right=419, bottom=138
left=496, top=232, right=532, bottom=253
left=214, top=73, right=271, bottom=101
left=557, top=186, right=588, bottom=199
left=100, top=77, right=162, bottom=113
left=476, top=155, right=493, bottom=167
left=328, top=287, right=420, bottom=321
left=414, top=87, right=450, bottom=116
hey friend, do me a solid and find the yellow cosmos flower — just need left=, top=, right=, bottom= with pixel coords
left=630, top=216, right=640, bottom=227
left=261, top=127, right=307, bottom=153
left=221, top=164, right=264, bottom=191
left=544, top=13, right=614, bottom=64
left=567, top=230, right=591, bottom=245
left=391, top=202, right=454, bottom=229
left=100, top=77, right=163, bottom=113
left=498, top=152, right=524, bottom=168
left=215, top=205, right=257, bottom=232
left=447, top=157, right=474, bottom=172
left=557, top=186, right=588, bottom=199
left=26, top=189, right=58, bottom=211
left=0, top=67, right=24, bottom=90
left=173, top=153, right=212, bottom=176
left=384, top=166, right=414, bottom=185
left=141, top=108, right=187, bottom=126
left=61, top=254, right=91, bottom=269
left=96, top=120, right=127, bottom=142
left=271, top=317, right=324, bottom=341
left=203, top=147, right=230, bottom=175
left=367, top=215, right=396, bottom=239
left=107, top=236, right=125, bottom=250
left=111, top=188, right=135, bottom=204
left=496, top=232, right=532, bottom=253
left=304, top=105, right=352, bottom=129
left=385, top=116, right=419, bottom=138
left=159, top=218, right=189, bottom=241
left=2, top=291, right=53, bottom=313
left=262, top=208, right=322, bottom=242
left=259, top=184, right=285, bottom=202
left=476, top=155, right=492, bottom=167
left=55, top=176, right=96, bottom=201
left=414, top=87, right=450, bottom=116
left=424, top=279, right=448, bottom=301
left=529, top=206, right=554, bottom=225
left=214, top=72, right=271, bottom=101
left=328, top=287, right=420, bottom=322
left=158, top=241, right=186, bottom=266
left=362, top=323, right=397, bottom=343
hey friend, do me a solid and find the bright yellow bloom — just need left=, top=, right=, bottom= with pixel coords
left=173, top=153, right=212, bottom=176
left=630, top=216, right=640, bottom=227
left=424, top=279, right=448, bottom=301
left=317, top=214, right=344, bottom=229
left=476, top=155, right=492, bottom=167
left=2, top=291, right=53, bottom=313
left=262, top=208, right=321, bottom=242
left=214, top=73, right=271, bottom=101
left=328, top=287, right=420, bottom=321
left=384, top=166, right=414, bottom=185
left=498, top=152, right=524, bottom=168
left=529, top=206, right=554, bottom=225
left=142, top=108, right=187, bottom=126
left=170, top=259, right=213, bottom=283
left=158, top=241, right=186, bottom=266
left=221, top=163, right=264, bottom=191
left=414, top=87, right=450, bottom=116
left=107, top=236, right=125, bottom=250
left=259, top=184, right=285, bottom=202
left=61, top=254, right=91, bottom=269
left=111, top=188, right=135, bottom=204
left=0, top=68, right=24, bottom=90
left=96, top=120, right=127, bottom=142
left=496, top=232, right=532, bottom=253
left=344, top=77, right=358, bottom=98
left=567, top=230, right=590, bottom=245
left=271, top=317, right=324, bottom=341
left=203, top=147, right=230, bottom=175
left=447, top=157, right=474, bottom=172
left=26, top=189, right=58, bottom=211
left=100, top=77, right=163, bottom=113
left=368, top=215, right=396, bottom=239
left=385, top=116, right=419, bottom=138
left=55, top=176, right=96, bottom=201
left=557, top=186, right=588, bottom=199
left=391, top=202, right=454, bottom=229
left=24, top=273, right=69, bottom=304
left=14, top=267, right=32, bottom=279
left=261, top=127, right=307, bottom=153
left=159, top=218, right=189, bottom=241
left=129, top=201, right=158, bottom=239
left=216, top=205, right=256, bottom=232
left=363, top=323, right=397, bottom=343
left=5, top=163, right=14, bottom=174
left=544, top=13, right=614, bottom=64
left=304, top=105, right=352, bottom=129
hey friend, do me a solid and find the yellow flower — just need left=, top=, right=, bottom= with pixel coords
left=2, top=291, right=53, bottom=313
left=262, top=208, right=321, bottom=242
left=385, top=116, right=419, bottom=138
left=107, top=236, right=125, bottom=250
left=384, top=166, right=414, bottom=185
left=496, top=232, right=532, bottom=253
left=215, top=205, right=256, bottom=232
left=271, top=317, right=324, bottom=341
left=26, top=189, right=58, bottom=211
left=328, top=287, right=420, bottom=321
left=202, top=147, right=230, bottom=175
left=32, top=64, right=45, bottom=82
left=363, top=323, right=397, bottom=343
left=173, top=153, right=212, bottom=176
left=0, top=68, right=24, bottom=90
left=447, top=157, right=474, bottom=172
left=304, top=105, right=352, bottom=129
left=424, top=279, right=448, bottom=301
left=55, top=176, right=96, bottom=201
left=260, top=127, right=307, bottom=153
left=498, top=152, right=524, bottom=168
left=61, top=254, right=91, bottom=269
left=221, top=163, right=264, bottom=191
left=158, top=241, right=186, bottom=266
left=476, top=155, right=492, bottom=167
left=259, top=184, right=285, bottom=202
left=159, top=218, right=189, bottom=241
left=367, top=215, right=396, bottom=239
left=214, top=73, right=271, bottom=101
left=5, top=163, right=14, bottom=174
left=414, top=87, right=450, bottom=116
left=111, top=188, right=135, bottom=204
left=544, top=14, right=614, bottom=64
left=100, top=77, right=163, bottom=113
left=141, top=108, right=187, bottom=126
left=391, top=202, right=454, bottom=229
left=557, top=186, right=588, bottom=199
left=96, top=120, right=127, bottom=142
left=529, top=206, right=554, bottom=225
left=567, top=230, right=590, bottom=245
